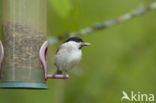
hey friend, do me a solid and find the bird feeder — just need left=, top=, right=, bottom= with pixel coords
left=0, top=0, right=69, bottom=89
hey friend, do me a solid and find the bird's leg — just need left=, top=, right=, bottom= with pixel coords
left=52, top=69, right=69, bottom=79
left=52, top=71, right=57, bottom=78
left=63, top=71, right=68, bottom=79
left=52, top=69, right=61, bottom=78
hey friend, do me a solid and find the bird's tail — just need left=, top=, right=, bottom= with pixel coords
left=56, top=69, right=63, bottom=74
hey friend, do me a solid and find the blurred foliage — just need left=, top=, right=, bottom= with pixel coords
left=1, top=0, right=156, bottom=103
left=49, top=0, right=72, bottom=18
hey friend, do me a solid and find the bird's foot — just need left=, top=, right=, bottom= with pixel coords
left=51, top=72, right=69, bottom=79
left=52, top=72, right=57, bottom=78
left=63, top=73, right=68, bottom=79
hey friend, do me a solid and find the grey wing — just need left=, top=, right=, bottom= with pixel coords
left=54, top=46, right=64, bottom=67
left=56, top=46, right=61, bottom=54
left=54, top=46, right=61, bottom=67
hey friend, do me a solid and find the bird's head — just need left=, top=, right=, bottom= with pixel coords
left=64, top=37, right=91, bottom=49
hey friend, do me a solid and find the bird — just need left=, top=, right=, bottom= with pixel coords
left=54, top=37, right=91, bottom=77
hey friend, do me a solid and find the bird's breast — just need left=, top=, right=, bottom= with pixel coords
left=55, top=48, right=82, bottom=71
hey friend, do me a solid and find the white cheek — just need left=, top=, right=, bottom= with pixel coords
left=65, top=41, right=81, bottom=49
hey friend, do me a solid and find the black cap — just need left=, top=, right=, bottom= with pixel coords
left=64, top=37, right=83, bottom=43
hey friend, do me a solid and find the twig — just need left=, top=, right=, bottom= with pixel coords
left=48, top=2, right=156, bottom=45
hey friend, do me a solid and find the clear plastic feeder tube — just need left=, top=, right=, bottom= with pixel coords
left=0, top=0, right=47, bottom=89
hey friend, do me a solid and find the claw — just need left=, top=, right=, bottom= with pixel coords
left=63, top=73, right=67, bottom=79
left=52, top=72, right=57, bottom=78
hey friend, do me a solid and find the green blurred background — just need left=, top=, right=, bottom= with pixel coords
left=0, top=0, right=156, bottom=103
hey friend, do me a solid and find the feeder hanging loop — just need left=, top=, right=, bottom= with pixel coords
left=0, top=41, right=4, bottom=79
left=39, top=41, right=48, bottom=80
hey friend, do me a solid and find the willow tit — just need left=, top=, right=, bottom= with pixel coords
left=54, top=37, right=91, bottom=75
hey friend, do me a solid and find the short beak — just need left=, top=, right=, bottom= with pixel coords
left=81, top=42, right=91, bottom=46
